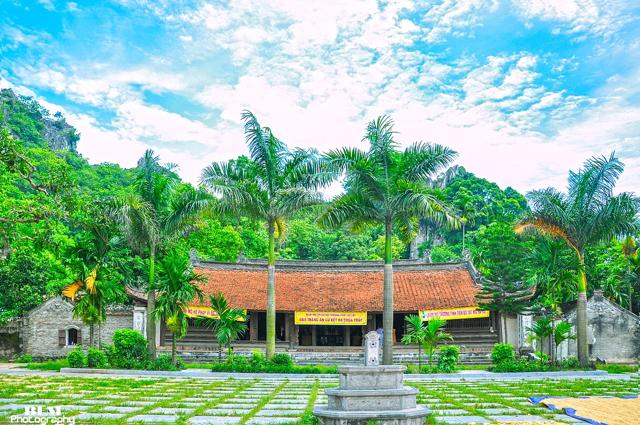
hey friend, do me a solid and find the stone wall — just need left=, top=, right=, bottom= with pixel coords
left=22, top=297, right=134, bottom=358
left=563, top=291, right=640, bottom=363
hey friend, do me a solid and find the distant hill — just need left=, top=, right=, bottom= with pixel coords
left=0, top=88, right=79, bottom=152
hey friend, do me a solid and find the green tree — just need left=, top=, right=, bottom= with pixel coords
left=527, top=315, right=553, bottom=364
left=197, top=293, right=248, bottom=362
left=621, top=236, right=638, bottom=311
left=153, top=251, right=205, bottom=366
left=200, top=111, right=329, bottom=359
left=320, top=116, right=459, bottom=364
left=113, top=150, right=209, bottom=358
left=553, top=321, right=575, bottom=362
left=421, top=318, right=452, bottom=367
left=476, top=278, right=534, bottom=344
left=516, top=153, right=639, bottom=366
left=401, top=315, right=426, bottom=369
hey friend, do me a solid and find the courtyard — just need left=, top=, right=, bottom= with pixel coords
left=0, top=371, right=638, bottom=424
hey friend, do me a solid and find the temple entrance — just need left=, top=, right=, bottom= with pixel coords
left=297, top=325, right=364, bottom=346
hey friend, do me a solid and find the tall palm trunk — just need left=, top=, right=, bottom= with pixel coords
left=576, top=252, right=588, bottom=367
left=147, top=250, right=157, bottom=359
left=171, top=333, right=177, bottom=366
left=628, top=259, right=633, bottom=311
left=418, top=344, right=422, bottom=369
left=382, top=219, right=394, bottom=365
left=266, top=221, right=276, bottom=360
left=89, top=323, right=94, bottom=348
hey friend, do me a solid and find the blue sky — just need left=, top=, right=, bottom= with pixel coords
left=1, top=0, right=639, bottom=194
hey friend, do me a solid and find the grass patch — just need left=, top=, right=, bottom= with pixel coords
left=25, top=359, right=69, bottom=371
left=596, top=363, right=639, bottom=373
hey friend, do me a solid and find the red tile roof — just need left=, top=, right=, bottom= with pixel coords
left=192, top=260, right=481, bottom=312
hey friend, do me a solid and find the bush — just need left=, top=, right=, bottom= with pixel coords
left=67, top=347, right=85, bottom=368
left=270, top=353, right=293, bottom=367
left=210, top=353, right=337, bottom=374
left=492, top=358, right=551, bottom=373
left=491, top=343, right=515, bottom=365
left=559, top=356, right=580, bottom=369
left=16, top=354, right=33, bottom=363
left=436, top=345, right=460, bottom=373
left=87, top=348, right=109, bottom=369
left=111, top=329, right=148, bottom=369
left=147, top=354, right=184, bottom=371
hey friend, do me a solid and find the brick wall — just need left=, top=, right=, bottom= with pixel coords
left=23, top=297, right=134, bottom=358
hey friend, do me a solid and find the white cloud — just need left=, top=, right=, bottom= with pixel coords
left=512, top=0, right=636, bottom=38
left=421, top=0, right=499, bottom=42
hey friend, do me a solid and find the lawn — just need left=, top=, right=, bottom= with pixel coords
left=0, top=373, right=638, bottom=424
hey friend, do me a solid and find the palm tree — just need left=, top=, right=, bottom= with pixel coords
left=64, top=265, right=112, bottom=347
left=113, top=150, right=209, bottom=358
left=621, top=236, right=638, bottom=311
left=63, top=204, right=122, bottom=347
left=197, top=293, right=248, bottom=362
left=553, top=320, right=576, bottom=363
left=527, top=315, right=553, bottom=364
left=516, top=153, right=639, bottom=366
left=200, top=111, right=330, bottom=359
left=422, top=318, right=452, bottom=368
left=319, top=116, right=459, bottom=364
left=401, top=315, right=426, bottom=369
left=153, top=251, right=205, bottom=366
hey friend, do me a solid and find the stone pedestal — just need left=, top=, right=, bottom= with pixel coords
left=314, top=365, right=429, bottom=425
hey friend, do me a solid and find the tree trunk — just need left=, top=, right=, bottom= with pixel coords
left=502, top=314, right=508, bottom=345
left=266, top=221, right=276, bottom=360
left=171, top=333, right=176, bottom=366
left=89, top=323, right=94, bottom=348
left=628, top=260, right=633, bottom=311
left=382, top=220, right=394, bottom=365
left=147, top=250, right=157, bottom=359
left=576, top=254, right=589, bottom=367
left=219, top=343, right=222, bottom=363
left=418, top=345, right=422, bottom=370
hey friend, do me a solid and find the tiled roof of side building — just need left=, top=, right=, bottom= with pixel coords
left=192, top=259, right=482, bottom=312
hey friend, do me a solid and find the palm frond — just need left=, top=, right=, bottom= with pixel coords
left=402, top=142, right=458, bottom=182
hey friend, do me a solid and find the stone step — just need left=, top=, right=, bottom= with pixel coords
left=314, top=405, right=429, bottom=425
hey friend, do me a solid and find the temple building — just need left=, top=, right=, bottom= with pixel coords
left=144, top=258, right=500, bottom=363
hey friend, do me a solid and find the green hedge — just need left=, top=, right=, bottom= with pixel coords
left=210, top=352, right=337, bottom=374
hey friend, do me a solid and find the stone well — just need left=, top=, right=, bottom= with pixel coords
left=313, top=365, right=429, bottom=425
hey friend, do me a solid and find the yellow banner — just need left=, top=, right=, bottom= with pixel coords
left=294, top=311, right=367, bottom=325
left=419, top=307, right=489, bottom=321
left=184, top=305, right=246, bottom=321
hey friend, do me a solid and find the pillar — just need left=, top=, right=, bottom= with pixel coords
left=291, top=324, right=299, bottom=348
left=249, top=311, right=258, bottom=342
left=343, top=326, right=350, bottom=347
left=285, top=313, right=293, bottom=344
left=311, top=326, right=317, bottom=346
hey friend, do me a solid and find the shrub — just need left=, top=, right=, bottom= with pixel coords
left=491, top=343, right=515, bottom=365
left=559, top=356, right=581, bottom=369
left=436, top=345, right=460, bottom=373
left=111, top=329, right=148, bottom=369
left=250, top=350, right=267, bottom=369
left=87, top=348, right=109, bottom=369
left=147, top=354, right=184, bottom=371
left=16, top=354, right=33, bottom=363
left=270, top=353, right=293, bottom=367
left=492, top=359, right=550, bottom=373
left=67, top=347, right=85, bottom=368
left=210, top=354, right=337, bottom=374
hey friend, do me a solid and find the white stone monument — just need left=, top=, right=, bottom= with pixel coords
left=314, top=331, right=429, bottom=424
left=364, top=331, right=380, bottom=366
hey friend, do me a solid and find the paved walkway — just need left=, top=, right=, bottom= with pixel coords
left=0, top=368, right=637, bottom=424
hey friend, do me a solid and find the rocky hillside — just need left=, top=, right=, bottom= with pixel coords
left=0, top=88, right=79, bottom=152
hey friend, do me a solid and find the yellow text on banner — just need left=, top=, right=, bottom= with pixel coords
left=294, top=311, right=367, bottom=325
left=184, top=305, right=246, bottom=321
left=419, top=307, right=489, bottom=321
